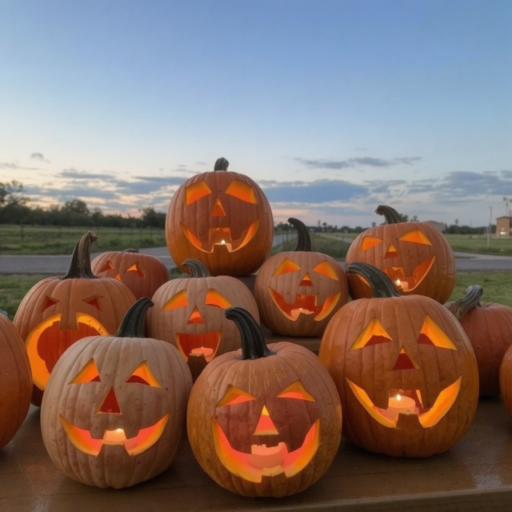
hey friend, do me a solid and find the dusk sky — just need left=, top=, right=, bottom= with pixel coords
left=1, top=0, right=511, bottom=228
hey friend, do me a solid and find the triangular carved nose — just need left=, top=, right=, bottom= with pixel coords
left=99, top=387, right=121, bottom=414
left=385, top=243, right=399, bottom=258
left=300, top=273, right=313, bottom=287
left=393, top=347, right=417, bottom=371
left=187, top=306, right=204, bottom=324
left=211, top=198, right=226, bottom=217
left=253, top=406, right=279, bottom=435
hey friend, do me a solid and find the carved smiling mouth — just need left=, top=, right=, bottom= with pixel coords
left=60, top=414, right=169, bottom=456
left=181, top=220, right=259, bottom=253
left=175, top=332, right=221, bottom=361
left=26, top=313, right=109, bottom=391
left=212, top=418, right=320, bottom=483
left=346, top=377, right=461, bottom=428
left=268, top=289, right=341, bottom=322
left=383, top=256, right=436, bottom=292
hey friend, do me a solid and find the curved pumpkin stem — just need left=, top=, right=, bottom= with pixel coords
left=375, top=205, right=403, bottom=224
left=123, top=248, right=139, bottom=253
left=62, top=231, right=98, bottom=279
left=182, top=258, right=211, bottom=278
left=225, top=307, right=275, bottom=360
left=346, top=262, right=401, bottom=298
left=447, top=285, right=483, bottom=320
left=214, top=157, right=229, bottom=172
left=115, top=297, right=153, bottom=337
left=288, top=217, right=312, bottom=252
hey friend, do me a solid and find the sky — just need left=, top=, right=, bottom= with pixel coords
left=1, top=0, right=511, bottom=228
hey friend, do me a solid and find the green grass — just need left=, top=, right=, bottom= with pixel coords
left=0, top=274, right=48, bottom=319
left=271, top=234, right=351, bottom=259
left=0, top=225, right=166, bottom=255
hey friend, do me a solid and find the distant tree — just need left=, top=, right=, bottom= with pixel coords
left=0, top=180, right=29, bottom=207
left=63, top=199, right=90, bottom=216
left=141, top=207, right=165, bottom=228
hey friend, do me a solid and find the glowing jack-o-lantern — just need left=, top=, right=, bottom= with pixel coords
left=345, top=205, right=456, bottom=303
left=41, top=298, right=192, bottom=488
left=91, top=248, right=169, bottom=299
left=255, top=217, right=348, bottom=337
left=147, top=259, right=260, bottom=380
left=319, top=263, right=478, bottom=457
left=446, top=285, right=512, bottom=398
left=187, top=307, right=341, bottom=497
left=0, top=313, right=32, bottom=449
left=14, top=232, right=136, bottom=406
left=165, top=157, right=274, bottom=276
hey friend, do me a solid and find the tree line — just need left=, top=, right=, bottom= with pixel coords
left=0, top=180, right=490, bottom=234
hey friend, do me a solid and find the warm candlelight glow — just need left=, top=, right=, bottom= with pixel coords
left=103, top=428, right=127, bottom=444
left=190, top=347, right=214, bottom=358
left=380, top=393, right=418, bottom=420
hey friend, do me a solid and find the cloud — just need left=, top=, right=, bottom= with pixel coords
left=30, top=152, right=50, bottom=162
left=294, top=156, right=422, bottom=170
left=0, top=162, right=40, bottom=171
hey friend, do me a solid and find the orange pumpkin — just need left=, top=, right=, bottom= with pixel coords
left=147, top=258, right=260, bottom=380
left=91, top=248, right=169, bottom=299
left=345, top=205, right=456, bottom=303
left=319, top=262, right=478, bottom=457
left=41, top=298, right=192, bottom=488
left=0, top=313, right=32, bottom=448
left=187, top=307, right=341, bottom=497
left=254, top=217, right=348, bottom=337
left=446, top=285, right=512, bottom=397
left=14, top=232, right=136, bottom=406
left=165, top=157, right=273, bottom=276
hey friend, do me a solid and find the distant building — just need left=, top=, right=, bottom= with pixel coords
left=423, top=220, right=447, bottom=232
left=496, top=216, right=512, bottom=236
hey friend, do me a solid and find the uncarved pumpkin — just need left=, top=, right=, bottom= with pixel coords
left=254, top=217, right=348, bottom=337
left=91, top=248, right=169, bottom=299
left=446, top=285, right=512, bottom=397
left=14, top=232, right=136, bottom=406
left=41, top=298, right=192, bottom=488
left=345, top=205, right=456, bottom=303
left=187, top=307, right=342, bottom=497
left=165, top=157, right=274, bottom=276
left=0, top=313, right=32, bottom=448
left=319, top=262, right=478, bottom=457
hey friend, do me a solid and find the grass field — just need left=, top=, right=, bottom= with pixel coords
left=0, top=225, right=166, bottom=255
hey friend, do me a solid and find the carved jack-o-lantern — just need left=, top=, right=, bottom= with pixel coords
left=255, top=218, right=348, bottom=337
left=41, top=299, right=192, bottom=488
left=166, top=157, right=274, bottom=276
left=319, top=263, right=478, bottom=457
left=0, top=313, right=32, bottom=449
left=188, top=308, right=342, bottom=497
left=91, top=249, right=169, bottom=299
left=14, top=232, right=136, bottom=406
left=147, top=259, right=260, bottom=380
left=345, top=205, right=456, bottom=303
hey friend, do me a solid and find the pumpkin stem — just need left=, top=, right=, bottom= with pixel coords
left=214, top=157, right=229, bottom=171
left=447, top=285, right=483, bottom=320
left=288, top=217, right=312, bottom=252
left=375, top=205, right=403, bottom=224
left=182, top=258, right=211, bottom=277
left=346, top=262, right=401, bottom=298
left=225, top=307, right=275, bottom=360
left=115, top=297, right=153, bottom=337
left=62, top=231, right=98, bottom=279
left=123, top=248, right=139, bottom=253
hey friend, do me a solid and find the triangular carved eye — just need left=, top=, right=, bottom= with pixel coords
left=350, top=318, right=392, bottom=350
left=126, top=263, right=144, bottom=278
left=216, top=385, right=256, bottom=407
left=418, top=316, right=456, bottom=350
left=277, top=381, right=316, bottom=402
left=225, top=180, right=257, bottom=204
left=399, top=230, right=431, bottom=245
left=186, top=181, right=211, bottom=205
left=41, top=296, right=59, bottom=312
left=162, top=290, right=188, bottom=311
left=205, top=289, right=232, bottom=309
left=84, top=297, right=101, bottom=311
left=272, top=258, right=301, bottom=277
left=359, top=236, right=382, bottom=251
left=313, top=261, right=339, bottom=280
left=125, top=361, right=161, bottom=387
left=70, top=358, right=101, bottom=384
left=100, top=260, right=115, bottom=272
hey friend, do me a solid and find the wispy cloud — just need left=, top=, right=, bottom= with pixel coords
left=0, top=162, right=40, bottom=171
left=30, top=152, right=50, bottom=163
left=294, top=156, right=422, bottom=170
